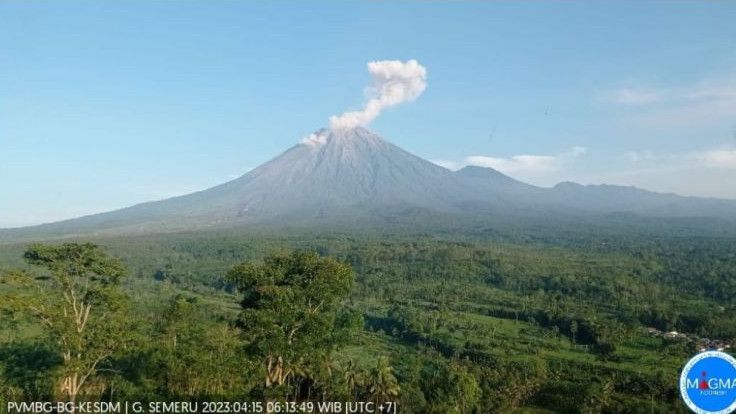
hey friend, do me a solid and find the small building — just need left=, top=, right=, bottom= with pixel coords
left=663, top=331, right=686, bottom=340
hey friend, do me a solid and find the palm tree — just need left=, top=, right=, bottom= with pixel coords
left=367, top=357, right=400, bottom=404
left=312, top=358, right=339, bottom=401
left=342, top=359, right=364, bottom=400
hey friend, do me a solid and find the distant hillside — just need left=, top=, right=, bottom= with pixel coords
left=1, top=127, right=734, bottom=240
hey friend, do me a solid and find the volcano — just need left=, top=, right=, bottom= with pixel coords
left=110, top=127, right=469, bottom=219
left=2, top=127, right=735, bottom=239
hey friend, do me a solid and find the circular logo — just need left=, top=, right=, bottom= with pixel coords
left=680, top=351, right=736, bottom=414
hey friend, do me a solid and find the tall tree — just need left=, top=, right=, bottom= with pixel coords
left=367, top=357, right=400, bottom=405
left=342, top=359, right=365, bottom=400
left=3, top=243, right=129, bottom=406
left=226, top=251, right=356, bottom=392
left=154, top=294, right=250, bottom=399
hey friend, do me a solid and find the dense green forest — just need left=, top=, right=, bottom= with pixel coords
left=1, top=228, right=735, bottom=413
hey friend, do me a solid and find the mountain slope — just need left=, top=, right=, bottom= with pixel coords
left=548, top=181, right=736, bottom=217
left=1, top=127, right=735, bottom=239
left=1, top=128, right=472, bottom=237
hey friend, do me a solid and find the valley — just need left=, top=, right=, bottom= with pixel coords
left=2, top=226, right=734, bottom=413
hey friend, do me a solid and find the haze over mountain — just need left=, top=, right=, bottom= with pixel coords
left=1, top=127, right=735, bottom=240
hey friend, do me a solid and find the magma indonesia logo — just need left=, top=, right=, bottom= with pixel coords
left=680, top=351, right=736, bottom=414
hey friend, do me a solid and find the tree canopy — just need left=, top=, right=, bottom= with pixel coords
left=4, top=243, right=129, bottom=404
left=227, top=251, right=357, bottom=391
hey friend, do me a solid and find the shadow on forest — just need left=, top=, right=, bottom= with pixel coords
left=0, top=341, right=60, bottom=400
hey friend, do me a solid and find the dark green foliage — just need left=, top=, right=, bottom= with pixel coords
left=227, top=251, right=357, bottom=393
left=0, top=228, right=733, bottom=413
left=107, top=294, right=253, bottom=400
left=0, top=342, right=60, bottom=401
left=3, top=243, right=131, bottom=403
left=23, top=243, right=125, bottom=286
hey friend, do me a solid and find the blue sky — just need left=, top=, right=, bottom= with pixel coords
left=2, top=1, right=736, bottom=228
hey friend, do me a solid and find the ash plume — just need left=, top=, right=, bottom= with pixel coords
left=329, top=59, right=427, bottom=130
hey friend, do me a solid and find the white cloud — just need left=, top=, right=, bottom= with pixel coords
left=584, top=146, right=736, bottom=199
left=624, top=150, right=656, bottom=162
left=431, top=159, right=462, bottom=170
left=605, top=74, right=736, bottom=128
left=626, top=147, right=736, bottom=170
left=330, top=60, right=427, bottom=129
left=433, top=146, right=586, bottom=175
left=570, top=146, right=587, bottom=157
left=607, top=88, right=663, bottom=105
left=695, top=149, right=736, bottom=169
left=465, top=154, right=559, bottom=174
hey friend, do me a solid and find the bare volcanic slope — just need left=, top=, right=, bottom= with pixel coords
left=2, top=126, right=735, bottom=239
left=0, top=128, right=480, bottom=237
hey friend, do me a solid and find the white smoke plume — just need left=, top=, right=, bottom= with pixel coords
left=329, top=59, right=427, bottom=130
left=301, top=131, right=328, bottom=147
